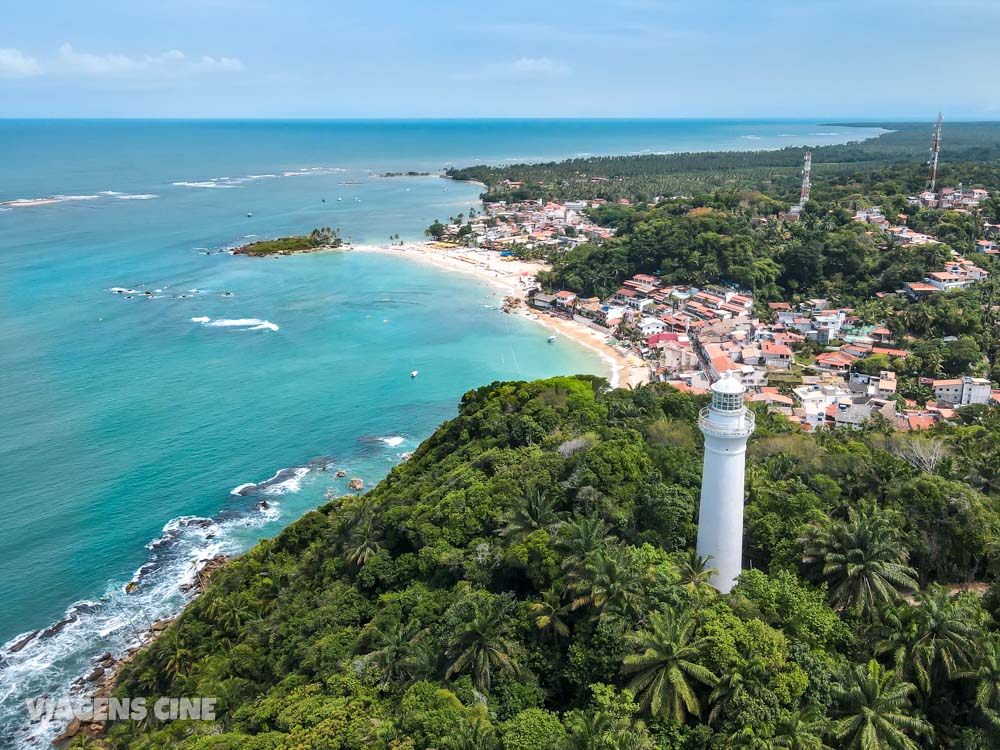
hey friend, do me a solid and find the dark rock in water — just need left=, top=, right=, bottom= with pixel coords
left=96, top=652, right=112, bottom=663
left=151, top=619, right=172, bottom=632
left=8, top=629, right=40, bottom=653
left=86, top=666, right=105, bottom=682
left=42, top=616, right=77, bottom=639
left=336, top=470, right=347, bottom=477
left=348, top=477, right=364, bottom=491
left=257, top=500, right=270, bottom=510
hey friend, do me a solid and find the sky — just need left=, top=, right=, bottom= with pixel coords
left=1, top=0, right=997, bottom=119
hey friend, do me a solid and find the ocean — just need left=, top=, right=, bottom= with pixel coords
left=0, top=119, right=884, bottom=747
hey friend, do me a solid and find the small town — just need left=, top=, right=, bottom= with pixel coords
left=432, top=181, right=999, bottom=433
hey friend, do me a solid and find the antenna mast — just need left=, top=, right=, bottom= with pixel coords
left=799, top=151, right=812, bottom=207
left=929, top=112, right=942, bottom=191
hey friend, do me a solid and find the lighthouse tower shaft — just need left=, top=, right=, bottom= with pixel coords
left=696, top=377, right=755, bottom=593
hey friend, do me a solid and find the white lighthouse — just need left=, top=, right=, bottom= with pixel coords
left=696, top=373, right=755, bottom=593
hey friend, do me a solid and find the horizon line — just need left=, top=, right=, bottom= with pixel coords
left=0, top=115, right=992, bottom=123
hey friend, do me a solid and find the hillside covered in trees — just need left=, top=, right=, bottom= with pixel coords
left=447, top=122, right=1000, bottom=203
left=99, top=377, right=1000, bottom=749
left=538, top=185, right=999, bottom=302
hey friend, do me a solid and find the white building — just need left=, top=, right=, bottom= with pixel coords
left=638, top=317, right=666, bottom=337
left=696, top=375, right=755, bottom=593
left=931, top=376, right=992, bottom=406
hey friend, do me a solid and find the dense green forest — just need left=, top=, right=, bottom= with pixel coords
left=448, top=123, right=1000, bottom=203
left=97, top=377, right=1000, bottom=749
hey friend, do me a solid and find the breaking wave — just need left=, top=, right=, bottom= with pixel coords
left=190, top=317, right=279, bottom=332
left=229, top=466, right=311, bottom=497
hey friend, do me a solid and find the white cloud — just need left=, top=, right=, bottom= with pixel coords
left=461, top=57, right=574, bottom=81
left=56, top=44, right=244, bottom=76
left=191, top=55, right=245, bottom=73
left=0, top=48, right=41, bottom=78
left=508, top=57, right=573, bottom=77
left=0, top=44, right=244, bottom=80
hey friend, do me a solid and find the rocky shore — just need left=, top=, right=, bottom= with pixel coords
left=52, top=554, right=230, bottom=746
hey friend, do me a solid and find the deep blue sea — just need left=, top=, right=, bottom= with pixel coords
left=0, top=119, right=884, bottom=746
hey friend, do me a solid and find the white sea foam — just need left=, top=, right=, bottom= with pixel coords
left=191, top=316, right=279, bottom=331
left=380, top=436, right=405, bottom=448
left=259, top=467, right=311, bottom=495
left=172, top=181, right=241, bottom=189
left=1, top=194, right=101, bottom=207
left=117, top=193, right=158, bottom=200
left=230, top=466, right=311, bottom=497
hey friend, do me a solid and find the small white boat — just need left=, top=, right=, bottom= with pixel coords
left=410, top=370, right=419, bottom=378
left=246, top=212, right=253, bottom=217
left=547, top=335, right=557, bottom=343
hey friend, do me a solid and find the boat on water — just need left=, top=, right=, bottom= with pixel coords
left=547, top=335, right=557, bottom=343
left=410, top=370, right=419, bottom=378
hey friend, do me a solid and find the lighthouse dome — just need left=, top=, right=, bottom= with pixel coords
left=710, top=374, right=745, bottom=411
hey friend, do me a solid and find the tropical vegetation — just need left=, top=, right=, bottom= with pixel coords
left=91, top=376, right=1000, bottom=749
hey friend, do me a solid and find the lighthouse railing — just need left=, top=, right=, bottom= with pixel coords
left=698, top=406, right=755, bottom=438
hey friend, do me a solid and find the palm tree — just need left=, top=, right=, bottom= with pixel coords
left=162, top=631, right=193, bottom=685
left=217, top=596, right=254, bottom=635
left=830, top=660, right=931, bottom=750
left=770, top=705, right=833, bottom=750
left=560, top=709, right=649, bottom=750
left=879, top=586, right=980, bottom=698
left=559, top=711, right=613, bottom=750
left=620, top=608, right=717, bottom=724
left=801, top=505, right=918, bottom=621
left=678, top=550, right=718, bottom=598
left=445, top=718, right=500, bottom=750
left=445, top=600, right=521, bottom=692
left=529, top=589, right=572, bottom=640
left=359, top=621, right=427, bottom=688
left=708, top=659, right=767, bottom=724
left=974, top=637, right=1000, bottom=730
left=570, top=549, right=644, bottom=622
left=556, top=514, right=614, bottom=580
left=499, top=485, right=562, bottom=541
left=345, top=515, right=383, bottom=566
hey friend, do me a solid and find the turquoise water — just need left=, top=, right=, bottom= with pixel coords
left=0, top=119, right=883, bottom=747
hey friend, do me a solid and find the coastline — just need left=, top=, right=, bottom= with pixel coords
left=350, top=242, right=651, bottom=389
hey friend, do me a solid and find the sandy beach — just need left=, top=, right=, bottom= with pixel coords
left=352, top=242, right=651, bottom=389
